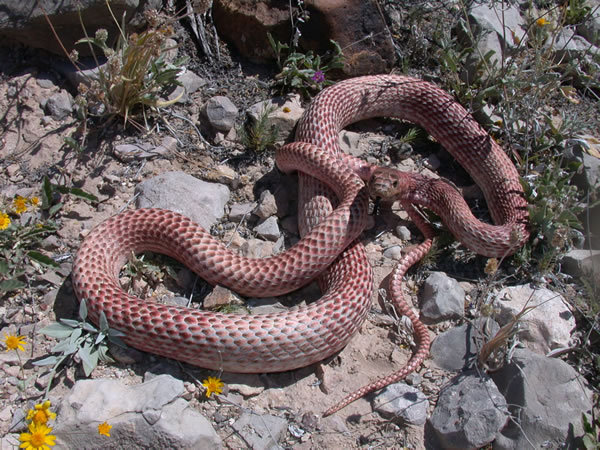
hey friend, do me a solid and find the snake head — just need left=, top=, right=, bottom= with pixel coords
left=368, top=168, right=412, bottom=201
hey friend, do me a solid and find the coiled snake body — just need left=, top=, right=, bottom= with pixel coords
left=72, top=75, right=528, bottom=415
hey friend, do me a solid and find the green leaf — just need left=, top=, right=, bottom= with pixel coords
left=79, top=299, right=88, bottom=321
left=0, top=260, right=9, bottom=274
left=99, top=310, right=109, bottom=333
left=79, top=345, right=99, bottom=377
left=32, top=355, right=60, bottom=366
left=41, top=176, right=53, bottom=211
left=52, top=339, right=78, bottom=355
left=28, top=251, right=60, bottom=268
left=82, top=322, right=99, bottom=333
left=39, top=322, right=75, bottom=339
left=69, top=188, right=99, bottom=203
left=60, top=318, right=82, bottom=328
left=0, top=279, right=26, bottom=292
left=48, top=203, right=63, bottom=218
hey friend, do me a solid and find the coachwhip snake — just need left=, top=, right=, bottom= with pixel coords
left=72, top=75, right=529, bottom=416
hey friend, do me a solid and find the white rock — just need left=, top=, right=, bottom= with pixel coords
left=493, top=285, right=575, bottom=354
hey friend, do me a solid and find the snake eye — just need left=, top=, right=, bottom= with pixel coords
left=392, top=179, right=399, bottom=189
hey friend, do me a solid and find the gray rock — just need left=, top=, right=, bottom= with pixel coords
left=430, top=317, right=500, bottom=371
left=382, top=245, right=403, bottom=260
left=44, top=90, right=73, bottom=120
left=232, top=412, right=287, bottom=450
left=552, top=27, right=600, bottom=61
left=254, top=190, right=278, bottom=219
left=229, top=202, right=256, bottom=222
left=204, top=96, right=238, bottom=132
left=338, top=130, right=363, bottom=157
left=562, top=248, right=600, bottom=286
left=492, top=349, right=593, bottom=449
left=420, top=272, right=465, bottom=322
left=577, top=5, right=600, bottom=46
left=492, top=285, right=575, bottom=354
left=114, top=136, right=176, bottom=161
left=168, top=70, right=207, bottom=103
left=0, top=1, right=161, bottom=56
left=247, top=94, right=303, bottom=142
left=255, top=216, right=281, bottom=241
left=462, top=2, right=526, bottom=72
left=395, top=225, right=411, bottom=241
left=430, top=372, right=508, bottom=449
left=372, top=383, right=428, bottom=425
left=135, top=171, right=230, bottom=231
left=55, top=375, right=221, bottom=449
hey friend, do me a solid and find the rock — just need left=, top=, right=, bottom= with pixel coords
left=460, top=2, right=526, bottom=81
left=232, top=412, right=288, bottom=449
left=562, top=249, right=600, bottom=286
left=420, top=272, right=465, bottom=322
left=0, top=1, right=161, bottom=56
left=338, top=130, right=362, bottom=157
left=382, top=245, right=403, bottom=260
left=247, top=94, right=304, bottom=142
left=135, top=171, right=230, bottom=231
left=552, top=27, right=600, bottom=62
left=229, top=202, right=256, bottom=222
left=204, top=95, right=239, bottom=132
left=372, top=383, right=428, bottom=425
left=255, top=216, right=281, bottom=241
left=241, top=238, right=276, bottom=258
left=577, top=5, right=600, bottom=46
left=114, top=136, right=176, bottom=161
left=203, top=164, right=239, bottom=187
left=55, top=375, right=221, bottom=449
left=168, top=70, right=207, bottom=103
left=212, top=0, right=291, bottom=63
left=430, top=318, right=500, bottom=371
left=300, top=0, right=395, bottom=76
left=203, top=285, right=245, bottom=309
left=44, top=89, right=73, bottom=120
left=247, top=297, right=287, bottom=314
left=254, top=190, right=278, bottom=219
left=492, top=285, right=575, bottom=354
left=492, top=349, right=593, bottom=449
left=429, top=372, right=508, bottom=449
left=395, top=225, right=411, bottom=241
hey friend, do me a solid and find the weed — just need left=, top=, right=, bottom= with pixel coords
left=0, top=195, right=58, bottom=293
left=239, top=103, right=279, bottom=153
left=69, top=3, right=187, bottom=129
left=582, top=412, right=600, bottom=449
left=34, top=299, right=126, bottom=396
left=268, top=33, right=344, bottom=98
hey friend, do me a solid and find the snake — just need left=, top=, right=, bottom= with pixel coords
left=71, top=75, right=529, bottom=416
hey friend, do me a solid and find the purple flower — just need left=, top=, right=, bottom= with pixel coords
left=311, top=70, right=325, bottom=83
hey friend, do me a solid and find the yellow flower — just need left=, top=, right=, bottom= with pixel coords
left=29, top=197, right=40, bottom=206
left=26, top=401, right=56, bottom=426
left=202, top=376, right=224, bottom=398
left=98, top=421, right=112, bottom=437
left=4, top=333, right=26, bottom=352
left=0, top=212, right=10, bottom=230
left=19, top=422, right=56, bottom=450
left=536, top=17, right=549, bottom=26
left=13, top=195, right=28, bottom=214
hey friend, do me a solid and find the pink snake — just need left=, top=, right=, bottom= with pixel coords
left=72, top=75, right=528, bottom=416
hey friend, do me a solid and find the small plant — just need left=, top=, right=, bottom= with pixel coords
left=238, top=103, right=279, bottom=153
left=582, top=412, right=600, bottom=449
left=564, top=0, right=592, bottom=25
left=0, top=194, right=58, bottom=293
left=268, top=33, right=344, bottom=97
left=35, top=300, right=126, bottom=395
left=70, top=3, right=187, bottom=128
